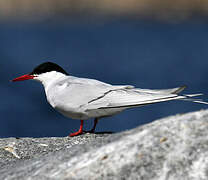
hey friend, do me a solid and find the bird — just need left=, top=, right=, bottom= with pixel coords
left=12, top=62, right=208, bottom=136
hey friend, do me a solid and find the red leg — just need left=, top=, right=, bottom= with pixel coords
left=89, top=118, right=99, bottom=133
left=69, top=120, right=84, bottom=137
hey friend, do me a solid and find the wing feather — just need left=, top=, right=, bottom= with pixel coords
left=85, top=87, right=204, bottom=110
left=133, top=85, right=187, bottom=94
left=85, top=89, right=179, bottom=110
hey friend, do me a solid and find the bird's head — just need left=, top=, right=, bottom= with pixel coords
left=12, top=62, right=68, bottom=83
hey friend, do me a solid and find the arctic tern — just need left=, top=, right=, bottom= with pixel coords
left=12, top=62, right=208, bottom=136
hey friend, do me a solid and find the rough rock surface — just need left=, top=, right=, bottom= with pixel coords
left=1, top=109, right=208, bottom=180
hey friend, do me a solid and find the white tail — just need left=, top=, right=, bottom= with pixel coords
left=180, top=94, right=208, bottom=105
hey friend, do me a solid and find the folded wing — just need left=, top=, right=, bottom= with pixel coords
left=85, top=86, right=207, bottom=111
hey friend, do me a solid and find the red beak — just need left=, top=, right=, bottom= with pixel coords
left=12, top=74, right=35, bottom=82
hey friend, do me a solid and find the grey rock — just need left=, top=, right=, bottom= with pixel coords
left=0, top=134, right=110, bottom=169
left=1, top=109, right=208, bottom=180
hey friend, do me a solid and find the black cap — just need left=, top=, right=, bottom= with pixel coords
left=29, top=62, right=69, bottom=75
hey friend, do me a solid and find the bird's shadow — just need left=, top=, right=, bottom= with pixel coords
left=82, top=131, right=114, bottom=134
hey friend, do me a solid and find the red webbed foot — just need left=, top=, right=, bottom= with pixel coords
left=69, top=120, right=84, bottom=137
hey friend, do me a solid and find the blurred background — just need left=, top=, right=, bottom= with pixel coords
left=1, top=0, right=208, bottom=137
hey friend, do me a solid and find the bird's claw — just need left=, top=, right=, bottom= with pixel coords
left=69, top=130, right=83, bottom=137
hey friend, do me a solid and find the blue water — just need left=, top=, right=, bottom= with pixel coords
left=1, top=19, right=208, bottom=137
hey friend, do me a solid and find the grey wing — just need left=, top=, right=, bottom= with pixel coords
left=51, top=83, right=110, bottom=109
left=85, top=86, right=189, bottom=110
left=51, top=78, right=132, bottom=109
left=134, top=85, right=186, bottom=94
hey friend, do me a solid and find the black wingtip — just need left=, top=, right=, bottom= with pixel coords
left=174, top=85, right=187, bottom=94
